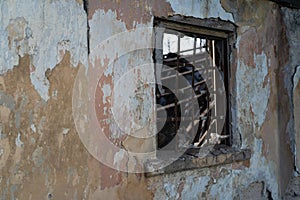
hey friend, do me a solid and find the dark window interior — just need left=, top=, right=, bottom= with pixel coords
left=154, top=22, right=231, bottom=151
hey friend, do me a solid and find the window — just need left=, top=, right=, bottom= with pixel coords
left=153, top=17, right=234, bottom=154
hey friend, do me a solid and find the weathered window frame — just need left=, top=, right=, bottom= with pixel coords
left=146, top=16, right=250, bottom=176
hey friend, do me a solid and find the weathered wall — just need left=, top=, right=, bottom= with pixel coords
left=282, top=7, right=300, bottom=172
left=0, top=0, right=298, bottom=199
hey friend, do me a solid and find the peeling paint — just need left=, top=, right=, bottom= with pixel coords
left=294, top=66, right=300, bottom=90
left=62, top=128, right=70, bottom=135
left=15, top=132, right=23, bottom=148
left=88, top=0, right=173, bottom=29
left=293, top=65, right=300, bottom=171
left=181, top=176, right=210, bottom=199
left=0, top=0, right=87, bottom=101
left=30, top=124, right=36, bottom=133
left=280, top=7, right=299, bottom=188
left=166, top=0, right=234, bottom=22
left=102, top=84, right=112, bottom=104
left=236, top=52, right=270, bottom=135
left=0, top=138, right=10, bottom=170
left=0, top=0, right=298, bottom=199
left=32, top=147, right=44, bottom=168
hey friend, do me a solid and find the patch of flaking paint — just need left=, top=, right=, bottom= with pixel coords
left=30, top=137, right=36, bottom=145
left=166, top=0, right=234, bottom=22
left=149, top=136, right=278, bottom=199
left=253, top=53, right=270, bottom=127
left=164, top=183, right=177, bottom=199
left=0, top=0, right=87, bottom=101
left=236, top=52, right=270, bottom=131
left=88, top=0, right=172, bottom=30
left=89, top=9, right=126, bottom=54
left=0, top=138, right=10, bottom=170
left=181, top=176, right=210, bottom=199
left=0, top=91, right=15, bottom=111
left=293, top=66, right=300, bottom=92
left=30, top=124, right=36, bottom=133
left=113, top=150, right=125, bottom=170
left=15, top=132, right=24, bottom=147
left=211, top=138, right=277, bottom=199
left=293, top=65, right=300, bottom=171
left=62, top=128, right=70, bottom=135
left=32, top=146, right=44, bottom=167
left=102, top=84, right=111, bottom=104
left=209, top=173, right=234, bottom=199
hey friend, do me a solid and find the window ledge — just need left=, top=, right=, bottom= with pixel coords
left=145, top=145, right=251, bottom=177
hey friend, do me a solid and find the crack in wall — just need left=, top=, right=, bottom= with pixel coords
left=83, top=0, right=90, bottom=54
left=292, top=65, right=300, bottom=174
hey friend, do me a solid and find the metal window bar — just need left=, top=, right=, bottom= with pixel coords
left=175, top=33, right=180, bottom=151
left=226, top=36, right=232, bottom=146
left=192, top=37, right=197, bottom=143
left=212, top=40, right=217, bottom=143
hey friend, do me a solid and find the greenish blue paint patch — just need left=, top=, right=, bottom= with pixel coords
left=0, top=92, right=15, bottom=111
left=32, top=147, right=44, bottom=168
left=10, top=184, right=16, bottom=200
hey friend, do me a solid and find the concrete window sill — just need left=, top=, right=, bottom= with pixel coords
left=145, top=145, right=251, bottom=177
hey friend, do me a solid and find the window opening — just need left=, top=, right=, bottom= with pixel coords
left=154, top=21, right=230, bottom=151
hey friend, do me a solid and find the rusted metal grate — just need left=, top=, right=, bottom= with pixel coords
left=154, top=25, right=230, bottom=150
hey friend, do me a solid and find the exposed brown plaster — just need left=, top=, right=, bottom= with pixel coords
left=0, top=53, right=97, bottom=199
left=276, top=9, right=293, bottom=196
left=219, top=1, right=293, bottom=196
left=221, top=0, right=275, bottom=25
left=22, top=53, right=90, bottom=199
left=87, top=154, right=133, bottom=197
left=94, top=57, right=126, bottom=149
left=259, top=7, right=284, bottom=163
left=89, top=0, right=174, bottom=29
left=100, top=161, right=123, bottom=189
left=116, top=174, right=153, bottom=200
left=232, top=159, right=251, bottom=169
left=94, top=58, right=113, bottom=138
left=92, top=57, right=128, bottom=189
left=258, top=5, right=293, bottom=196
left=177, top=181, right=185, bottom=200
left=237, top=26, right=268, bottom=68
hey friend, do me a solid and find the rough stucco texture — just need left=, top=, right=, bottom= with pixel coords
left=294, top=65, right=300, bottom=171
left=0, top=0, right=87, bottom=101
left=282, top=7, right=300, bottom=172
left=0, top=0, right=297, bottom=199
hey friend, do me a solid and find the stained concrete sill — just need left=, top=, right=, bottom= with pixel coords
left=145, top=145, right=251, bottom=177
